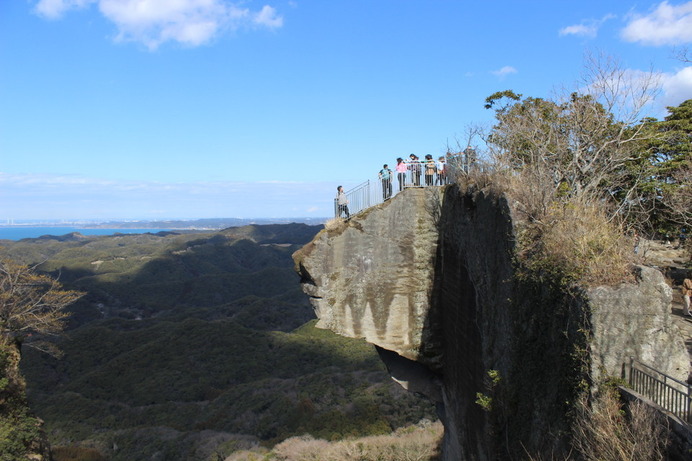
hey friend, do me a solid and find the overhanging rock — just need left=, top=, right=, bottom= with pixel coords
left=294, top=187, right=443, bottom=368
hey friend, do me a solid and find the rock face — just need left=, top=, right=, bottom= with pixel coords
left=295, top=187, right=443, bottom=367
left=293, top=185, right=690, bottom=460
left=589, top=265, right=689, bottom=384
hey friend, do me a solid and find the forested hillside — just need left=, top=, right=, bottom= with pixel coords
left=0, top=224, right=436, bottom=461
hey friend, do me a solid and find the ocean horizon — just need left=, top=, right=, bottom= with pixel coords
left=0, top=227, right=179, bottom=241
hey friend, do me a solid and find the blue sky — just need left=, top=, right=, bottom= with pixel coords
left=1, top=0, right=691, bottom=222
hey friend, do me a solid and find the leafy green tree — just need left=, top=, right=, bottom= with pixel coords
left=624, top=99, right=692, bottom=235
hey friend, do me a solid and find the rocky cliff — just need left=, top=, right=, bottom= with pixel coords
left=293, top=185, right=689, bottom=460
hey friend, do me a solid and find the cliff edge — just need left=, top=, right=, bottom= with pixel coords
left=293, top=185, right=689, bottom=460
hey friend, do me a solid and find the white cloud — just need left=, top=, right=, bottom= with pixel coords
left=34, top=0, right=95, bottom=19
left=560, top=24, right=597, bottom=38
left=621, top=1, right=692, bottom=46
left=559, top=14, right=615, bottom=39
left=661, top=66, right=692, bottom=107
left=491, top=66, right=517, bottom=77
left=33, top=0, right=283, bottom=49
left=253, top=5, right=282, bottom=28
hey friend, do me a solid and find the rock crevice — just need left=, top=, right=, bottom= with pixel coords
left=293, top=185, right=689, bottom=460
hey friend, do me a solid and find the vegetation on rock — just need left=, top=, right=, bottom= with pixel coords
left=446, top=56, right=687, bottom=459
left=0, top=259, right=82, bottom=460
left=454, top=56, right=690, bottom=286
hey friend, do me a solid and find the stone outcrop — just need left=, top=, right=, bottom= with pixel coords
left=295, top=187, right=443, bottom=367
left=589, top=265, right=688, bottom=384
left=293, top=185, right=690, bottom=460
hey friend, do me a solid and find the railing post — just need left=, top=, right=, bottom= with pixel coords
left=688, top=382, right=692, bottom=423
left=366, top=180, right=370, bottom=209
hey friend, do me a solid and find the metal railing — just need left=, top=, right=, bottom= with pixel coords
left=627, top=357, right=692, bottom=423
left=334, top=180, right=371, bottom=218
left=333, top=162, right=457, bottom=218
left=331, top=151, right=483, bottom=218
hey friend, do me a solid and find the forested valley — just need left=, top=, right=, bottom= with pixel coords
left=0, top=224, right=437, bottom=460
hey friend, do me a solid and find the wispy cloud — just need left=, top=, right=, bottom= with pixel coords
left=253, top=5, right=283, bottom=28
left=621, top=1, right=692, bottom=46
left=33, top=0, right=94, bottom=19
left=491, top=66, right=517, bottom=78
left=559, top=14, right=615, bottom=39
left=0, top=174, right=333, bottom=220
left=33, top=0, right=284, bottom=50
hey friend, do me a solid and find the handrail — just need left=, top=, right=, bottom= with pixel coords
left=333, top=163, right=454, bottom=218
left=331, top=151, right=483, bottom=218
left=627, top=357, right=691, bottom=423
left=334, top=180, right=371, bottom=218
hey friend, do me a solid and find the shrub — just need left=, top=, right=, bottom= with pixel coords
left=0, top=413, right=43, bottom=461
left=0, top=343, right=47, bottom=461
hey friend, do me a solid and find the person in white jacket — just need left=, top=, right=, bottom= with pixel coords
left=336, top=185, right=350, bottom=219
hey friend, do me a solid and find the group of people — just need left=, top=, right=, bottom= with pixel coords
left=336, top=153, right=453, bottom=219
left=378, top=154, right=450, bottom=200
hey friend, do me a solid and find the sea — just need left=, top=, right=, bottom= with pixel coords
left=0, top=227, right=174, bottom=241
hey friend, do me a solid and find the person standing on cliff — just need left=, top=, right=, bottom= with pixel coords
left=396, top=157, right=407, bottom=191
left=682, top=276, right=692, bottom=317
left=436, top=156, right=446, bottom=185
left=424, top=154, right=436, bottom=186
left=336, top=185, right=350, bottom=219
left=409, top=154, right=421, bottom=186
left=379, top=164, right=393, bottom=200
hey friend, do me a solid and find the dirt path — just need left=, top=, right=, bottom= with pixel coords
left=671, top=295, right=692, bottom=384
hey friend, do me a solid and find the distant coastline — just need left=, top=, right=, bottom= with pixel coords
left=0, top=217, right=328, bottom=241
left=0, top=227, right=181, bottom=241
left=1, top=217, right=326, bottom=228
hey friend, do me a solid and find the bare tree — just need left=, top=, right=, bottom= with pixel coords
left=0, top=258, right=83, bottom=356
left=446, top=123, right=486, bottom=179
left=483, top=53, right=663, bottom=223
left=673, top=46, right=691, bottom=63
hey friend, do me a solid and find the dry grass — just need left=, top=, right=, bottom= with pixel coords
left=323, top=218, right=346, bottom=232
left=571, top=388, right=668, bottom=461
left=524, top=388, right=669, bottom=461
left=532, top=202, right=634, bottom=285
left=451, top=161, right=634, bottom=286
left=52, top=446, right=108, bottom=461
left=225, top=420, right=442, bottom=461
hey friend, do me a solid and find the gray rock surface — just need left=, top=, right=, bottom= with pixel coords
left=293, top=185, right=690, bottom=461
left=589, top=265, right=689, bottom=383
left=295, top=188, right=442, bottom=365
